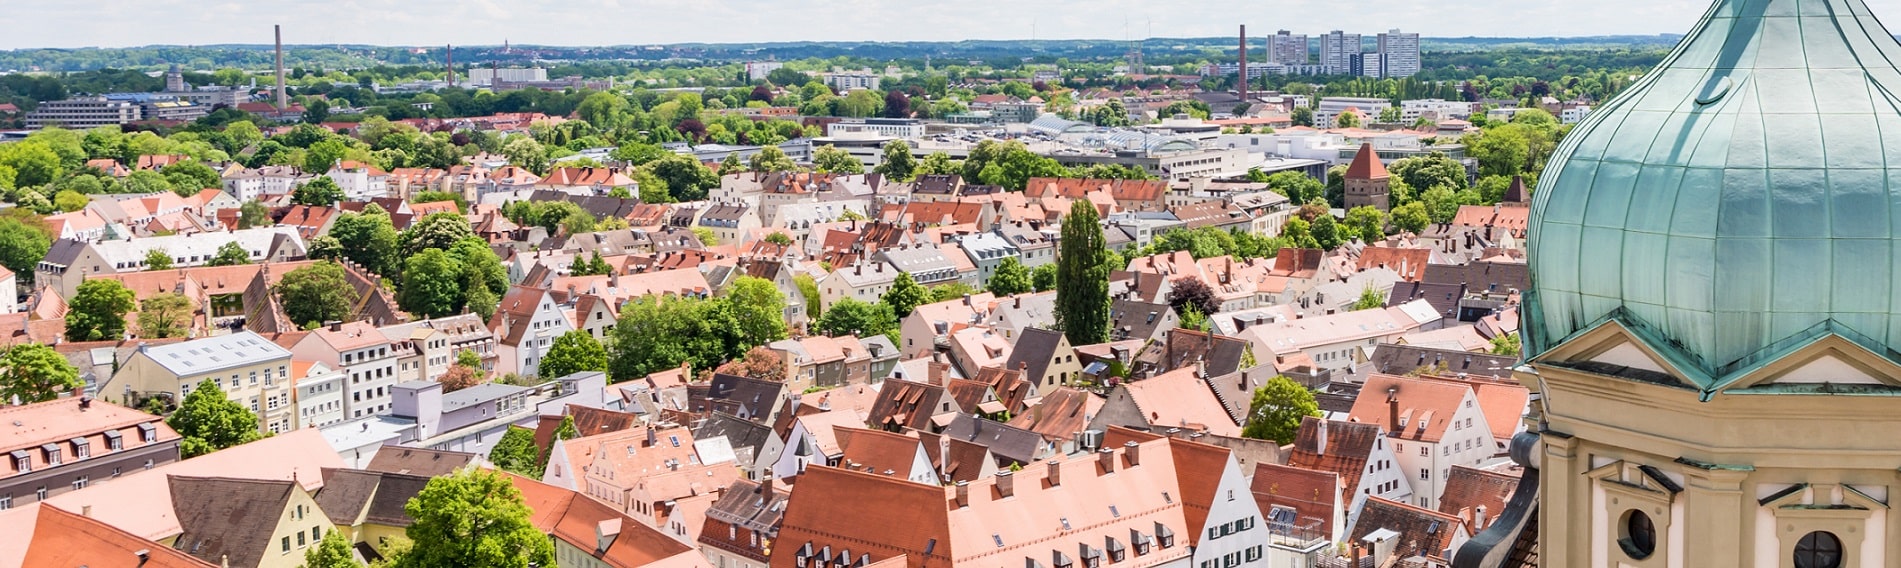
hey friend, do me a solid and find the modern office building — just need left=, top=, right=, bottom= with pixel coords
left=24, top=97, right=142, bottom=129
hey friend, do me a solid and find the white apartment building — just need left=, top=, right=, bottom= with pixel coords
left=1315, top=97, right=1393, bottom=129
left=326, top=162, right=390, bottom=201
left=1272, top=31, right=1310, bottom=65
left=1319, top=32, right=1361, bottom=75
left=25, top=97, right=142, bottom=129
left=1400, top=99, right=1476, bottom=123
left=111, top=331, right=295, bottom=433
left=745, top=61, right=785, bottom=82
left=1561, top=105, right=1593, bottom=124
left=818, top=260, right=898, bottom=312
left=824, top=119, right=924, bottom=139
left=1349, top=375, right=1498, bottom=510
left=466, top=67, right=549, bottom=86
left=824, top=72, right=881, bottom=91
left=292, top=322, right=401, bottom=420
left=1377, top=29, right=1422, bottom=78
left=291, top=361, right=346, bottom=430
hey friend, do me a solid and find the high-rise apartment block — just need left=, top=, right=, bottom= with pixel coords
left=1378, top=29, right=1422, bottom=78
left=1320, top=31, right=1361, bottom=75
left=1272, top=30, right=1309, bottom=65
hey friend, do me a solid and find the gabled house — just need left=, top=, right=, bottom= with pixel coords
left=697, top=478, right=788, bottom=568
left=1285, top=417, right=1412, bottom=535
left=1001, top=327, right=1082, bottom=389
left=1345, top=374, right=1495, bottom=510
left=168, top=475, right=336, bottom=568
left=1088, top=366, right=1241, bottom=437
left=19, top=505, right=215, bottom=568
left=487, top=286, right=574, bottom=378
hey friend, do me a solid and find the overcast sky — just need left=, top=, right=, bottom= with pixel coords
left=11, top=0, right=1901, bottom=50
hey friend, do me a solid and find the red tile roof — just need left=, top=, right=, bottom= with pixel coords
left=1357, top=246, right=1431, bottom=282
left=1435, top=465, right=1519, bottom=533
left=1346, top=374, right=1473, bottom=444
left=24, top=505, right=215, bottom=568
left=1344, top=142, right=1389, bottom=180
left=1251, top=462, right=1341, bottom=538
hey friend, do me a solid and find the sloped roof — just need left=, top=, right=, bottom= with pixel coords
left=1006, top=387, right=1102, bottom=443
left=1285, top=417, right=1382, bottom=500
left=168, top=476, right=296, bottom=568
left=1343, top=143, right=1389, bottom=180
left=364, top=446, right=475, bottom=477
left=1436, top=465, right=1519, bottom=532
left=1351, top=496, right=1464, bottom=562
left=22, top=505, right=215, bottom=568
left=1347, top=374, right=1475, bottom=444
left=1251, top=462, right=1341, bottom=536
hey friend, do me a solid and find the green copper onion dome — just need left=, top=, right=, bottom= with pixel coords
left=1527, top=0, right=1901, bottom=376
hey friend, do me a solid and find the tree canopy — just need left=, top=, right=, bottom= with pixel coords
left=394, top=469, right=555, bottom=568
left=0, top=344, right=82, bottom=404
left=1055, top=200, right=1110, bottom=346
left=1241, top=376, right=1320, bottom=444
left=540, top=330, right=609, bottom=380
left=168, top=379, right=264, bottom=458
left=274, top=261, right=359, bottom=329
left=67, top=278, right=136, bottom=341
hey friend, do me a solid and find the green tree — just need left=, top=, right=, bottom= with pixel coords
left=160, top=161, right=221, bottom=194
left=748, top=145, right=798, bottom=173
left=487, top=426, right=544, bottom=478
left=1264, top=171, right=1323, bottom=204
left=293, top=176, right=344, bottom=206
left=1055, top=200, right=1110, bottom=346
left=1391, top=201, right=1431, bottom=235
left=53, top=190, right=88, bottom=212
left=169, top=379, right=264, bottom=458
left=795, top=273, right=823, bottom=319
left=813, top=298, right=899, bottom=340
left=1378, top=106, right=1403, bottom=123
left=763, top=232, right=795, bottom=247
left=394, top=469, right=554, bottom=568
left=303, top=530, right=364, bottom=568
left=0, top=344, right=82, bottom=404
left=986, top=256, right=1033, bottom=296
left=1310, top=214, right=1344, bottom=250
left=1241, top=376, right=1320, bottom=443
left=716, top=153, right=746, bottom=176
left=137, top=292, right=193, bottom=339
left=1387, top=153, right=1469, bottom=195
left=873, top=139, right=917, bottom=181
left=1343, top=206, right=1388, bottom=243
left=401, top=212, right=476, bottom=256
left=274, top=261, right=359, bottom=328
left=607, top=296, right=743, bottom=380
left=328, top=206, right=401, bottom=276
left=304, top=138, right=348, bottom=174
left=143, top=248, right=174, bottom=271
left=0, top=217, right=50, bottom=283
left=502, top=136, right=552, bottom=176
left=1334, top=109, right=1361, bottom=128
left=691, top=227, right=719, bottom=246
left=647, top=154, right=719, bottom=202
left=1031, top=263, right=1058, bottom=292
left=66, top=279, right=136, bottom=341
left=540, top=330, right=608, bottom=380
left=536, top=415, right=579, bottom=471
left=399, top=249, right=465, bottom=318
left=202, top=244, right=248, bottom=269
left=1490, top=334, right=1522, bottom=356
left=812, top=145, right=864, bottom=174
left=1469, top=125, right=1532, bottom=177
left=238, top=200, right=272, bottom=229
left=881, top=271, right=930, bottom=320
left=726, top=276, right=790, bottom=348
left=915, top=152, right=959, bottom=176
left=1351, top=284, right=1387, bottom=311
left=575, top=91, right=630, bottom=130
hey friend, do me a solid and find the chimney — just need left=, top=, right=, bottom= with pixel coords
left=79, top=397, right=91, bottom=410
left=1238, top=25, right=1248, bottom=104
left=954, top=480, right=970, bottom=508
left=761, top=474, right=774, bottom=497
left=962, top=293, right=972, bottom=306
left=1316, top=419, right=1328, bottom=455
left=1474, top=505, right=1488, bottom=530
left=328, top=321, right=342, bottom=332
left=135, top=549, right=151, bottom=567
left=1097, top=448, right=1115, bottom=474
left=1124, top=441, right=1141, bottom=466
left=996, top=470, right=1015, bottom=498
left=1386, top=387, right=1400, bottom=436
left=274, top=25, right=287, bottom=109
left=82, top=505, right=92, bottom=517
left=1047, top=458, right=1062, bottom=487
left=645, top=427, right=658, bottom=448
left=446, top=45, right=455, bottom=88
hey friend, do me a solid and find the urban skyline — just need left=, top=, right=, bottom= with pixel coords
left=5, top=0, right=1886, bottom=50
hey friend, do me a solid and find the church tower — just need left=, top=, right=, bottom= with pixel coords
left=1462, top=1, right=1901, bottom=567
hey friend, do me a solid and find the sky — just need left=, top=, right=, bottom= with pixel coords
left=9, top=0, right=1901, bottom=50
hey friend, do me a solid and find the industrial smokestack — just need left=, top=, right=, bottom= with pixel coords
left=274, top=25, right=287, bottom=109
left=446, top=45, right=454, bottom=88
left=1238, top=25, right=1248, bottom=105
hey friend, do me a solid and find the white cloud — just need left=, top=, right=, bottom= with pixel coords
left=8, top=0, right=1901, bottom=49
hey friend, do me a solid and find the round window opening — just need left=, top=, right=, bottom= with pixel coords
left=1794, top=531, right=1843, bottom=568
left=1618, top=509, right=1656, bottom=560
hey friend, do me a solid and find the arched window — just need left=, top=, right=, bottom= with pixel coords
left=1794, top=531, right=1842, bottom=568
left=1618, top=510, right=1655, bottom=560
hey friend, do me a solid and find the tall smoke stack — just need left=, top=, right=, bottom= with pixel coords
left=274, top=25, right=287, bottom=109
left=1238, top=25, right=1248, bottom=105
left=446, top=45, right=454, bottom=88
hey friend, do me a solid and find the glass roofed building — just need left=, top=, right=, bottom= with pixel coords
left=1458, top=1, right=1901, bottom=567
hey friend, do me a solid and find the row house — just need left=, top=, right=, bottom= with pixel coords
left=292, top=321, right=401, bottom=420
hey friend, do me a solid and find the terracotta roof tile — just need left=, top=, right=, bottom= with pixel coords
left=23, top=505, right=215, bottom=568
left=1343, top=143, right=1389, bottom=180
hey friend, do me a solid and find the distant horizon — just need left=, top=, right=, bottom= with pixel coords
left=16, top=0, right=1886, bottom=51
